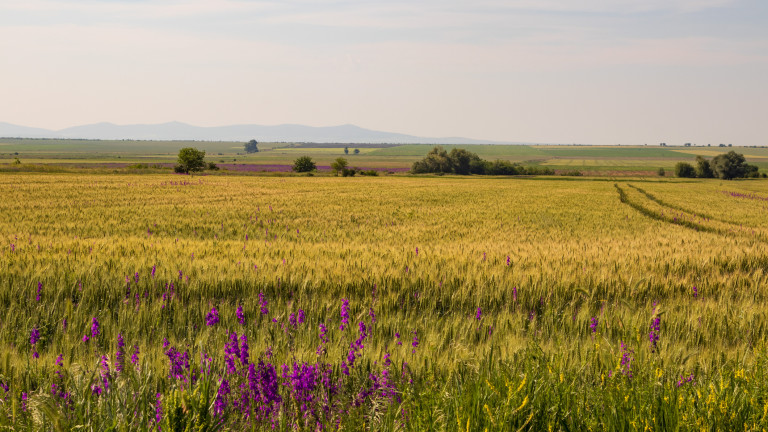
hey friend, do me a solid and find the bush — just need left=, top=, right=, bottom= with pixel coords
left=360, top=170, right=378, bottom=176
left=657, top=168, right=665, bottom=177
left=331, top=158, right=348, bottom=176
left=292, top=156, right=316, bottom=173
left=341, top=168, right=356, bottom=177
left=695, top=156, right=714, bottom=178
left=207, top=162, right=219, bottom=171
left=674, top=162, right=696, bottom=178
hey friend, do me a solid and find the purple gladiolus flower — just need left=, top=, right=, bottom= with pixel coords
left=258, top=292, right=269, bottom=315
left=62, top=318, right=67, bottom=332
left=395, top=332, right=402, bottom=345
left=289, top=312, right=297, bottom=328
left=116, top=334, right=125, bottom=373
left=214, top=379, right=229, bottom=416
left=240, top=333, right=249, bottom=365
left=506, top=255, right=510, bottom=266
left=91, top=317, right=100, bottom=339
left=154, top=393, right=163, bottom=424
left=415, top=247, right=419, bottom=256
left=151, top=265, right=156, bottom=278
left=56, top=354, right=63, bottom=366
left=297, top=309, right=305, bottom=324
left=411, top=331, right=419, bottom=353
left=206, top=307, right=219, bottom=326
left=134, top=272, right=139, bottom=284
left=649, top=316, right=661, bottom=352
left=677, top=373, right=694, bottom=387
left=475, top=307, right=482, bottom=321
left=368, top=307, right=376, bottom=323
left=340, top=298, right=350, bottom=330
left=36, top=282, right=42, bottom=302
left=619, top=341, right=634, bottom=378
left=82, top=335, right=90, bottom=343
left=131, top=344, right=139, bottom=365
left=236, top=304, right=245, bottom=325
left=692, top=286, right=698, bottom=298
left=30, top=327, right=40, bottom=345
left=589, top=317, right=599, bottom=334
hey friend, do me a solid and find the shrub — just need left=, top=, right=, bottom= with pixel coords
left=674, top=162, right=696, bottom=178
left=695, top=156, right=714, bottom=178
left=292, top=156, right=316, bottom=173
left=331, top=158, right=349, bottom=176
left=711, top=151, right=757, bottom=180
left=562, top=170, right=584, bottom=177
left=176, top=148, right=207, bottom=174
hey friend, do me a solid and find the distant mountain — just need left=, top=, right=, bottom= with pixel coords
left=0, top=121, right=510, bottom=144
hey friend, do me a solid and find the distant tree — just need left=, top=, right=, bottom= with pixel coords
left=657, top=167, right=666, bottom=177
left=244, top=140, right=259, bottom=153
left=695, top=156, right=714, bottom=178
left=331, top=157, right=348, bottom=175
left=674, top=162, right=696, bottom=178
left=684, top=143, right=692, bottom=147
left=175, top=147, right=207, bottom=174
left=448, top=148, right=482, bottom=175
left=411, top=146, right=452, bottom=174
left=353, top=148, right=360, bottom=155
left=344, top=147, right=349, bottom=155
left=710, top=151, right=757, bottom=179
left=207, top=162, right=219, bottom=171
left=292, top=156, right=316, bottom=173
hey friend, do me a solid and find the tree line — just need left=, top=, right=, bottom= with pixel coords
left=675, top=151, right=762, bottom=180
left=411, top=146, right=554, bottom=175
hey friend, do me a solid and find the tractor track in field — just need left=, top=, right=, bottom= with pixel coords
left=614, top=183, right=768, bottom=244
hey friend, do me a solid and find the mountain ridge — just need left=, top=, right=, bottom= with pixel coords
left=0, top=121, right=515, bottom=144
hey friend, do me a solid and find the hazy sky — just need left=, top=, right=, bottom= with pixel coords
left=1, top=0, right=766, bottom=144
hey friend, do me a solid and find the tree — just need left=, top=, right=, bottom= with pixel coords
left=344, top=147, right=349, bottom=155
left=353, top=148, right=360, bottom=155
left=695, top=156, right=714, bottom=178
left=448, top=148, right=482, bottom=175
left=657, top=167, right=666, bottom=177
left=710, top=151, right=757, bottom=179
left=331, top=157, right=348, bottom=175
left=244, top=140, right=259, bottom=153
left=292, top=156, right=316, bottom=173
left=176, top=147, right=207, bottom=174
left=411, top=146, right=452, bottom=174
left=674, top=162, right=696, bottom=178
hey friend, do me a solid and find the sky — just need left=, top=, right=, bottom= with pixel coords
left=0, top=0, right=766, bottom=145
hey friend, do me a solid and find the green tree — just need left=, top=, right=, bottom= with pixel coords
left=331, top=157, right=348, bottom=176
left=175, top=147, right=207, bottom=174
left=657, top=167, right=666, bottom=177
left=292, top=156, right=317, bottom=173
left=695, top=156, right=714, bottom=178
left=674, top=162, right=696, bottom=178
left=353, top=148, right=360, bottom=155
left=244, top=140, right=259, bottom=153
left=449, top=148, right=482, bottom=175
left=711, top=151, right=755, bottom=179
left=344, top=147, right=349, bottom=155
left=411, top=146, right=452, bottom=174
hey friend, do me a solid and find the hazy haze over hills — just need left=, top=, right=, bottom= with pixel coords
left=0, top=121, right=513, bottom=144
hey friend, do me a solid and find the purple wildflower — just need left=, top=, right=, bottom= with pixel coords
left=475, top=307, right=482, bottom=321
left=289, top=313, right=297, bottom=328
left=206, top=307, right=219, bottom=326
left=506, top=255, right=510, bottom=266
left=368, top=307, right=376, bottom=323
left=154, top=393, right=163, bottom=425
left=214, top=379, right=229, bottom=416
left=240, top=333, right=249, bottom=365
left=692, top=286, right=698, bottom=298
left=619, top=341, right=634, bottom=378
left=91, top=317, right=100, bottom=339
left=134, top=272, right=139, bottom=284
left=82, top=335, right=90, bottom=343
left=297, top=309, right=305, bottom=324
left=589, top=317, right=599, bottom=334
left=151, top=265, right=156, bottom=278
left=649, top=316, right=661, bottom=352
left=115, top=334, right=125, bottom=373
left=395, top=332, right=402, bottom=345
left=30, top=327, right=40, bottom=345
left=62, top=318, right=67, bottom=332
left=36, top=282, right=42, bottom=302
left=258, top=292, right=269, bottom=315
left=56, top=354, right=63, bottom=366
left=236, top=304, right=245, bottom=325
left=340, top=298, right=350, bottom=330
left=131, top=345, right=139, bottom=365
left=411, top=331, right=419, bottom=354
left=677, top=373, right=694, bottom=387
